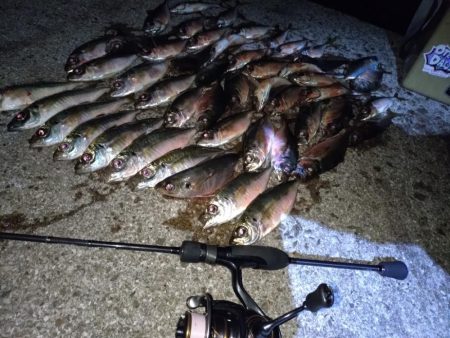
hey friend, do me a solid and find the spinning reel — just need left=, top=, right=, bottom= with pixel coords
left=0, top=232, right=408, bottom=338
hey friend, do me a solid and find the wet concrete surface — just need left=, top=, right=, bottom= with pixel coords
left=0, top=0, right=449, bottom=337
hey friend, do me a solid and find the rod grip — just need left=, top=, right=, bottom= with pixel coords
left=179, top=241, right=290, bottom=270
left=229, top=245, right=290, bottom=270
left=378, top=261, right=408, bottom=280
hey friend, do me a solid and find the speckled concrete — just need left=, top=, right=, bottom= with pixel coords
left=0, top=0, right=449, bottom=338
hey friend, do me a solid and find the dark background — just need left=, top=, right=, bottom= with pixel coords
left=311, top=0, right=422, bottom=34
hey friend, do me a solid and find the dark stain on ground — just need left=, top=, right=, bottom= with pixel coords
left=163, top=199, right=233, bottom=245
left=110, top=224, right=121, bottom=233
left=413, top=192, right=427, bottom=201
left=74, top=191, right=83, bottom=201
left=0, top=187, right=119, bottom=232
left=87, top=187, right=109, bottom=202
left=71, top=182, right=89, bottom=191
left=412, top=181, right=433, bottom=194
left=303, top=178, right=331, bottom=203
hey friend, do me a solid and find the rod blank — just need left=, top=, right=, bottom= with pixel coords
left=0, top=232, right=181, bottom=255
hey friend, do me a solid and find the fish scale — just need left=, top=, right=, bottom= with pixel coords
left=29, top=97, right=132, bottom=147
left=136, top=145, right=225, bottom=189
left=74, top=118, right=162, bottom=174
left=7, top=86, right=110, bottom=131
left=155, top=153, right=240, bottom=198
left=53, top=110, right=140, bottom=161
left=0, top=82, right=90, bottom=112
left=230, top=180, right=299, bottom=245
left=202, top=167, right=272, bottom=228
left=107, top=128, right=196, bottom=182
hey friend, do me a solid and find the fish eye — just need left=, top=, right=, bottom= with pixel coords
left=112, top=157, right=125, bottom=170
left=112, top=80, right=123, bottom=89
left=140, top=167, right=155, bottom=178
left=139, top=93, right=149, bottom=102
left=307, top=166, right=314, bottom=173
left=68, top=56, right=79, bottom=65
left=35, top=127, right=49, bottom=138
left=112, top=42, right=122, bottom=50
left=184, top=182, right=192, bottom=189
left=236, top=226, right=247, bottom=237
left=198, top=116, right=209, bottom=125
left=207, top=204, right=218, bottom=214
left=81, top=151, right=94, bottom=164
left=165, top=112, right=177, bottom=124
left=202, top=131, right=213, bottom=139
left=164, top=182, right=175, bottom=191
left=58, top=142, right=71, bottom=152
left=15, top=110, right=29, bottom=121
left=73, top=66, right=85, bottom=75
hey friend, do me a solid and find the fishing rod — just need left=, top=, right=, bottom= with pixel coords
left=0, top=232, right=408, bottom=338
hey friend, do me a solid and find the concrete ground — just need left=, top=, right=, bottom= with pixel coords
left=0, top=0, right=449, bottom=337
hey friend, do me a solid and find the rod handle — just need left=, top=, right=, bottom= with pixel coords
left=180, top=241, right=290, bottom=270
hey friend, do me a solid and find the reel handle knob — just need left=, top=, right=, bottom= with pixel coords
left=305, top=283, right=334, bottom=313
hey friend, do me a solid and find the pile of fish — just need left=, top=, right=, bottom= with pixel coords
left=1, top=0, right=395, bottom=245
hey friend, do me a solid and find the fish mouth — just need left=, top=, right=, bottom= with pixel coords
left=110, top=88, right=128, bottom=98
left=75, top=151, right=106, bottom=174
left=28, top=136, right=48, bottom=148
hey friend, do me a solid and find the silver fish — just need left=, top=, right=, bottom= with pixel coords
left=110, top=62, right=168, bottom=97
left=170, top=2, right=223, bottom=14
left=186, top=28, right=229, bottom=51
left=216, top=6, right=241, bottom=28
left=254, top=77, right=291, bottom=111
left=135, top=74, right=196, bottom=109
left=293, top=129, right=349, bottom=180
left=141, top=40, right=187, bottom=62
left=271, top=118, right=297, bottom=181
left=289, top=73, right=339, bottom=87
left=361, top=97, right=394, bottom=121
left=229, top=180, right=299, bottom=245
left=226, top=49, right=268, bottom=73
left=0, top=82, right=89, bottom=112
left=202, top=167, right=272, bottom=228
left=65, top=34, right=130, bottom=72
left=74, top=118, right=162, bottom=174
left=68, top=54, right=138, bottom=81
left=143, top=0, right=171, bottom=36
left=267, top=28, right=291, bottom=49
left=155, top=153, right=239, bottom=198
left=271, top=39, right=309, bottom=58
left=177, top=18, right=205, bottom=39
left=137, top=145, right=224, bottom=189
left=197, top=111, right=252, bottom=147
left=53, top=110, right=139, bottom=161
left=208, top=33, right=247, bottom=62
left=278, top=62, right=324, bottom=78
left=224, top=74, right=253, bottom=112
left=107, top=127, right=196, bottom=182
left=29, top=97, right=132, bottom=148
left=164, top=83, right=224, bottom=128
left=243, top=117, right=275, bottom=172
left=7, top=87, right=109, bottom=131
left=235, top=25, right=275, bottom=40
left=244, top=61, right=288, bottom=79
